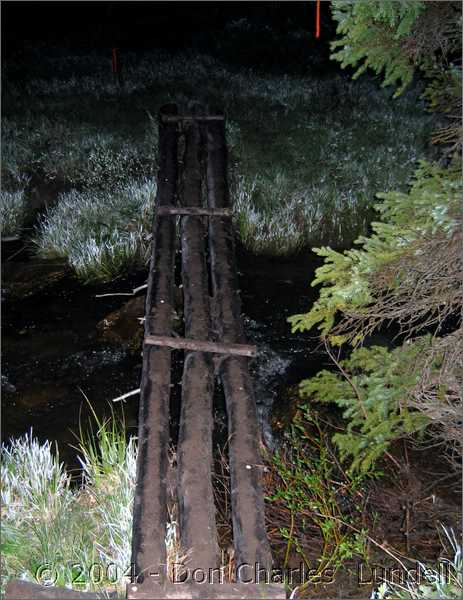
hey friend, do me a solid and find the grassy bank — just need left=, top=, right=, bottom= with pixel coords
left=2, top=41, right=436, bottom=279
left=1, top=424, right=136, bottom=595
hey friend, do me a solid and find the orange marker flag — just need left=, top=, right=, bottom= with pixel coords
left=315, top=0, right=321, bottom=39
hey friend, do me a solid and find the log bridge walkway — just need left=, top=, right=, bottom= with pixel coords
left=5, top=105, right=286, bottom=600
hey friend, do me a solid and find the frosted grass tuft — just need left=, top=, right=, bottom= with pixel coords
left=34, top=178, right=155, bottom=282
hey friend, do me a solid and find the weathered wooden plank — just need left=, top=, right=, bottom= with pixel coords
left=157, top=206, right=232, bottom=217
left=177, top=117, right=220, bottom=572
left=127, top=581, right=286, bottom=599
left=206, top=116, right=273, bottom=577
left=4, top=580, right=115, bottom=599
left=144, top=335, right=256, bottom=357
left=130, top=104, right=178, bottom=586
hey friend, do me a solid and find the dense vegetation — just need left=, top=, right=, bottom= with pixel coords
left=1, top=418, right=137, bottom=595
left=290, top=160, right=462, bottom=473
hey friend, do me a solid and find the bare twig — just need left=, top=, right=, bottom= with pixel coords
left=324, top=340, right=369, bottom=419
left=95, top=292, right=134, bottom=298
left=132, top=283, right=148, bottom=294
left=112, top=388, right=140, bottom=403
left=5, top=244, right=27, bottom=261
left=95, top=283, right=147, bottom=298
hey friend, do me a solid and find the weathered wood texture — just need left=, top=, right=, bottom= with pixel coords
left=5, top=580, right=116, bottom=599
left=144, top=335, right=256, bottom=357
left=206, top=116, right=273, bottom=576
left=176, top=118, right=220, bottom=572
left=130, top=104, right=178, bottom=585
left=127, top=581, right=286, bottom=599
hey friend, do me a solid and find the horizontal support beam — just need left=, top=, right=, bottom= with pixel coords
left=144, top=335, right=257, bottom=357
left=161, top=115, right=225, bottom=123
left=157, top=206, right=232, bottom=217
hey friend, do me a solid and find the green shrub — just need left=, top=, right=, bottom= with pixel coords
left=289, top=160, right=462, bottom=343
left=289, top=160, right=462, bottom=473
left=330, top=1, right=426, bottom=96
left=268, top=407, right=370, bottom=591
left=298, top=341, right=433, bottom=474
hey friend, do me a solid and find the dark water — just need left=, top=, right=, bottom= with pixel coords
left=1, top=253, right=145, bottom=470
left=237, top=247, right=328, bottom=445
left=1, top=242, right=324, bottom=469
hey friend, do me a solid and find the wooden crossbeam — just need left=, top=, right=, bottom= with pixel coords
left=161, top=115, right=225, bottom=122
left=6, top=579, right=286, bottom=599
left=5, top=580, right=114, bottom=599
left=157, top=206, right=232, bottom=217
left=144, top=335, right=257, bottom=357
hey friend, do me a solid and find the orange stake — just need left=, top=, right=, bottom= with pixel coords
left=315, top=0, right=321, bottom=38
left=112, top=47, right=118, bottom=73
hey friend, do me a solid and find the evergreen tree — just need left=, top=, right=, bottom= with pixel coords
left=290, top=1, right=462, bottom=473
left=331, top=0, right=462, bottom=154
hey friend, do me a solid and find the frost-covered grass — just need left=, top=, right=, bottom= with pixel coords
left=34, top=179, right=155, bottom=283
left=0, top=189, right=28, bottom=237
left=226, top=70, right=433, bottom=252
left=0, top=418, right=185, bottom=596
left=232, top=171, right=373, bottom=254
left=1, top=114, right=158, bottom=190
left=0, top=426, right=136, bottom=595
left=372, top=525, right=462, bottom=600
left=76, top=412, right=137, bottom=575
left=2, top=47, right=436, bottom=261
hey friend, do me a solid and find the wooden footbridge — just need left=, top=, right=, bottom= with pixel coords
left=6, top=105, right=286, bottom=600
